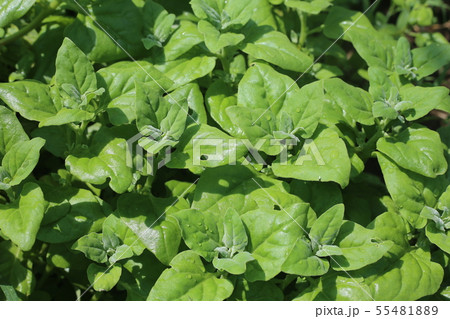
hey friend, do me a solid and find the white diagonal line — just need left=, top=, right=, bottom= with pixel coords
left=252, top=0, right=380, bottom=125
left=251, top=178, right=376, bottom=301
left=76, top=178, right=199, bottom=301
left=71, top=0, right=200, bottom=125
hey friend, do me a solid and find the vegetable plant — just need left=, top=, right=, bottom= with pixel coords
left=0, top=0, right=449, bottom=301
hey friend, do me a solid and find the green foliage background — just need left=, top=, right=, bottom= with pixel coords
left=0, top=0, right=449, bottom=301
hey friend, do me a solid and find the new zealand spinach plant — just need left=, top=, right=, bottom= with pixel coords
left=0, top=0, right=449, bottom=301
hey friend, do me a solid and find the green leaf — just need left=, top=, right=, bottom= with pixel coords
left=214, top=0, right=256, bottom=29
left=137, top=82, right=206, bottom=130
left=205, top=80, right=239, bottom=136
left=66, top=128, right=133, bottom=194
left=331, top=221, right=394, bottom=271
left=316, top=245, right=343, bottom=257
left=190, top=0, right=221, bottom=25
left=285, top=0, right=331, bottom=14
left=240, top=63, right=323, bottom=138
left=324, top=78, right=374, bottom=125
left=272, top=127, right=352, bottom=187
left=309, top=204, right=344, bottom=246
left=368, top=212, right=410, bottom=248
left=135, top=81, right=188, bottom=149
left=393, top=37, right=413, bottom=76
left=142, top=0, right=175, bottom=46
left=343, top=19, right=395, bottom=69
left=355, top=249, right=443, bottom=301
left=399, top=85, right=450, bottom=121
left=119, top=252, right=166, bottom=300
left=148, top=251, right=233, bottom=301
left=221, top=208, right=248, bottom=254
left=117, top=193, right=181, bottom=265
left=198, top=20, right=244, bottom=53
left=290, top=180, right=343, bottom=216
left=409, top=4, right=433, bottom=26
left=242, top=29, right=313, bottom=72
left=249, top=188, right=317, bottom=227
left=192, top=0, right=256, bottom=29
left=426, top=223, right=450, bottom=254
left=295, top=272, right=373, bottom=301
left=412, top=43, right=450, bottom=79
left=101, top=219, right=120, bottom=250
left=226, top=63, right=323, bottom=155
left=65, top=0, right=145, bottom=63
left=0, top=168, right=11, bottom=191
left=441, top=286, right=450, bottom=300
left=38, top=108, right=95, bottom=127
left=97, top=61, right=173, bottom=126
left=174, top=208, right=220, bottom=261
left=102, top=214, right=145, bottom=256
left=0, top=285, right=20, bottom=301
left=170, top=83, right=207, bottom=124
left=282, top=238, right=330, bottom=276
left=368, top=66, right=395, bottom=101
left=0, top=0, right=35, bottom=28
left=341, top=177, right=392, bottom=227
left=0, top=81, right=58, bottom=121
left=190, top=165, right=286, bottom=215
left=71, top=232, right=107, bottom=263
left=212, top=252, right=254, bottom=275
left=175, top=206, right=248, bottom=263
left=0, top=105, right=28, bottom=159
left=163, top=21, right=203, bottom=61
left=2, top=138, right=45, bottom=186
left=109, top=244, right=134, bottom=264
left=164, top=56, right=216, bottom=88
left=0, top=241, right=34, bottom=297
left=377, top=125, right=447, bottom=178
left=55, top=38, right=98, bottom=108
left=297, top=247, right=443, bottom=301
left=37, top=186, right=107, bottom=244
left=377, top=153, right=446, bottom=228
left=242, top=205, right=310, bottom=281
left=323, top=6, right=374, bottom=40
left=230, top=278, right=284, bottom=301
left=46, top=243, right=89, bottom=270
left=167, top=123, right=248, bottom=170
left=0, top=183, right=46, bottom=251
left=31, top=126, right=73, bottom=159
left=87, top=263, right=122, bottom=292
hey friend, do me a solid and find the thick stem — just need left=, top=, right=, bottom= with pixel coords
left=0, top=0, right=60, bottom=46
left=72, top=120, right=89, bottom=146
left=359, top=127, right=385, bottom=161
left=219, top=48, right=230, bottom=74
left=298, top=11, right=307, bottom=47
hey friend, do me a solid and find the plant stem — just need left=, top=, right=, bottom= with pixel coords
left=360, top=128, right=385, bottom=161
left=5, top=188, right=15, bottom=202
left=72, top=121, right=89, bottom=145
left=219, top=48, right=230, bottom=73
left=0, top=0, right=60, bottom=46
left=307, top=25, right=324, bottom=35
left=36, top=264, right=54, bottom=290
left=385, top=1, right=397, bottom=21
left=298, top=11, right=307, bottom=47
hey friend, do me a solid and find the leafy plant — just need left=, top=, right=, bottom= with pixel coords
left=0, top=0, right=449, bottom=301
